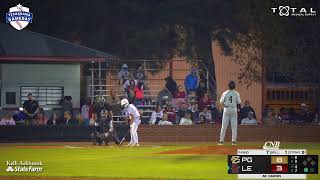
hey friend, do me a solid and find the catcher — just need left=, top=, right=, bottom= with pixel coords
left=91, top=96, right=120, bottom=146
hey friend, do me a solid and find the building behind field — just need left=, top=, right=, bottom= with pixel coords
left=0, top=23, right=114, bottom=110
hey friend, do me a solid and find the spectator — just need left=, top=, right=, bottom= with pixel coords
left=239, top=100, right=256, bottom=123
left=179, top=111, right=193, bottom=125
left=184, top=68, right=198, bottom=95
left=0, top=112, right=15, bottom=126
left=35, top=108, right=48, bottom=126
left=64, top=111, right=78, bottom=126
left=300, top=103, right=313, bottom=123
left=164, top=104, right=177, bottom=124
left=165, top=76, right=178, bottom=95
left=174, top=85, right=186, bottom=98
left=263, top=109, right=277, bottom=126
left=198, top=93, right=213, bottom=112
left=75, top=113, right=84, bottom=125
left=150, top=105, right=163, bottom=125
left=262, top=105, right=272, bottom=118
left=134, top=81, right=144, bottom=105
left=61, top=96, right=73, bottom=114
left=198, top=106, right=212, bottom=124
left=241, top=111, right=258, bottom=125
left=81, top=99, right=90, bottom=125
left=117, top=64, right=130, bottom=85
left=157, top=88, right=172, bottom=108
left=23, top=93, right=40, bottom=125
left=135, top=64, right=146, bottom=82
left=196, top=79, right=207, bottom=99
left=158, top=112, right=173, bottom=125
left=47, top=111, right=61, bottom=126
left=107, top=89, right=121, bottom=115
left=89, top=113, right=97, bottom=125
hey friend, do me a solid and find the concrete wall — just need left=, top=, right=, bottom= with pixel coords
left=1, top=63, right=80, bottom=108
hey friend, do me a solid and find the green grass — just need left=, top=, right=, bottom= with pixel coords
left=0, top=142, right=319, bottom=180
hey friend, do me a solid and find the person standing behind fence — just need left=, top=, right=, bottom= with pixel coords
left=23, top=93, right=40, bottom=125
left=165, top=76, right=178, bottom=96
left=184, top=68, right=198, bottom=95
left=135, top=64, right=145, bottom=82
left=218, top=81, right=241, bottom=146
left=117, top=64, right=130, bottom=85
left=81, top=99, right=90, bottom=125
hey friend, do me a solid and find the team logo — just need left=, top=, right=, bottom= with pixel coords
left=6, top=4, right=33, bottom=30
left=231, top=156, right=241, bottom=164
left=6, top=166, right=14, bottom=172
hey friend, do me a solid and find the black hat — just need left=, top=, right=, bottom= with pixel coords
left=27, top=93, right=32, bottom=96
left=228, top=81, right=236, bottom=90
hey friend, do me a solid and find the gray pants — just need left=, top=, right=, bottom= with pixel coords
left=219, top=107, right=238, bottom=142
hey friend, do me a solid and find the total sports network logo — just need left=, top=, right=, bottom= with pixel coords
left=271, top=6, right=316, bottom=17
left=5, top=160, right=43, bottom=173
left=6, top=4, right=33, bottom=30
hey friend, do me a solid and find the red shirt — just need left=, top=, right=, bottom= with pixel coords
left=164, top=109, right=176, bottom=123
left=174, top=91, right=186, bottom=98
left=134, top=86, right=144, bottom=99
left=198, top=97, right=213, bottom=111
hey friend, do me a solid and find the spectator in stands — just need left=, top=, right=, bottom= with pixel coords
left=134, top=81, right=144, bottom=105
left=157, top=88, right=172, bottom=108
left=179, top=111, right=193, bottom=125
left=198, top=106, right=212, bottom=124
left=75, top=113, right=84, bottom=126
left=241, top=111, right=258, bottom=125
left=61, top=96, right=73, bottom=115
left=35, top=108, right=48, bottom=126
left=47, top=111, right=61, bottom=126
left=239, top=100, right=256, bottom=124
left=81, top=99, right=90, bottom=125
left=198, top=93, right=213, bottom=112
left=0, top=112, right=15, bottom=126
left=89, top=113, right=97, bottom=125
left=64, top=111, right=78, bottom=126
left=150, top=105, right=163, bottom=125
left=135, top=64, right=145, bottom=82
left=174, top=85, right=186, bottom=98
left=300, top=103, right=313, bottom=123
left=107, top=89, right=121, bottom=115
left=196, top=79, right=207, bottom=99
left=164, top=104, right=177, bottom=124
left=312, top=107, right=320, bottom=125
left=165, top=76, right=178, bottom=95
left=262, top=105, right=272, bottom=118
left=117, top=64, right=130, bottom=85
left=23, top=93, right=40, bottom=125
left=158, top=112, right=173, bottom=125
left=184, top=68, right=198, bottom=95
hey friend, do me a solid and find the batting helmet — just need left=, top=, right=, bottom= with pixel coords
left=120, top=98, right=129, bottom=108
left=228, top=81, right=236, bottom=90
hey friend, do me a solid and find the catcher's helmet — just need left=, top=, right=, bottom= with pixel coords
left=228, top=81, right=236, bottom=90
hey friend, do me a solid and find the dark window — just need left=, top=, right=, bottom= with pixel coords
left=6, top=92, right=16, bottom=104
left=267, top=91, right=271, bottom=100
left=280, top=91, right=285, bottom=100
left=20, top=86, right=64, bottom=106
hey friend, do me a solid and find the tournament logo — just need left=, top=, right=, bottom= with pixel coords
left=6, top=4, right=33, bottom=30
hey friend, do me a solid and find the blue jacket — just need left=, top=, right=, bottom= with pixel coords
left=184, top=74, right=198, bottom=91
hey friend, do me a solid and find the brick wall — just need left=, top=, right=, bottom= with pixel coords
left=138, top=125, right=320, bottom=142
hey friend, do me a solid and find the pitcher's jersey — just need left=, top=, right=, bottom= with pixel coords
left=219, top=90, right=241, bottom=108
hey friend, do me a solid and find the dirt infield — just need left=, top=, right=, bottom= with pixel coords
left=156, top=145, right=258, bottom=155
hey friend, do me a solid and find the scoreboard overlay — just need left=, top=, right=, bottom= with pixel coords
left=227, top=149, right=318, bottom=179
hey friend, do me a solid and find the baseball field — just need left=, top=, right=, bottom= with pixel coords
left=0, top=142, right=319, bottom=180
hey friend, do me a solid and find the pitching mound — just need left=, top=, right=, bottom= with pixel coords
left=157, top=145, right=258, bottom=155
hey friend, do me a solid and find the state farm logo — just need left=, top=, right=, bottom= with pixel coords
left=271, top=6, right=316, bottom=17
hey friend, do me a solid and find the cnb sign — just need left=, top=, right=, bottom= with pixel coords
left=263, top=141, right=280, bottom=149
left=271, top=6, right=316, bottom=17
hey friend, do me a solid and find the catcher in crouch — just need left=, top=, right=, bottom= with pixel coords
left=91, top=96, right=120, bottom=146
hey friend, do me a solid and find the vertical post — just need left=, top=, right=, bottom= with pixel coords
left=169, top=60, right=173, bottom=77
left=206, top=68, right=209, bottom=94
left=91, top=61, right=94, bottom=102
left=98, top=60, right=102, bottom=96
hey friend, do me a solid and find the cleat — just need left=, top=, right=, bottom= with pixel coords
left=232, top=141, right=237, bottom=146
left=218, top=141, right=224, bottom=145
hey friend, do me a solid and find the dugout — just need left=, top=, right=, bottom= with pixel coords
left=0, top=23, right=116, bottom=111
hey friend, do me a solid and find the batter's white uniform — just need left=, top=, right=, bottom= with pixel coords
left=123, top=104, right=141, bottom=144
left=219, top=90, right=241, bottom=142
